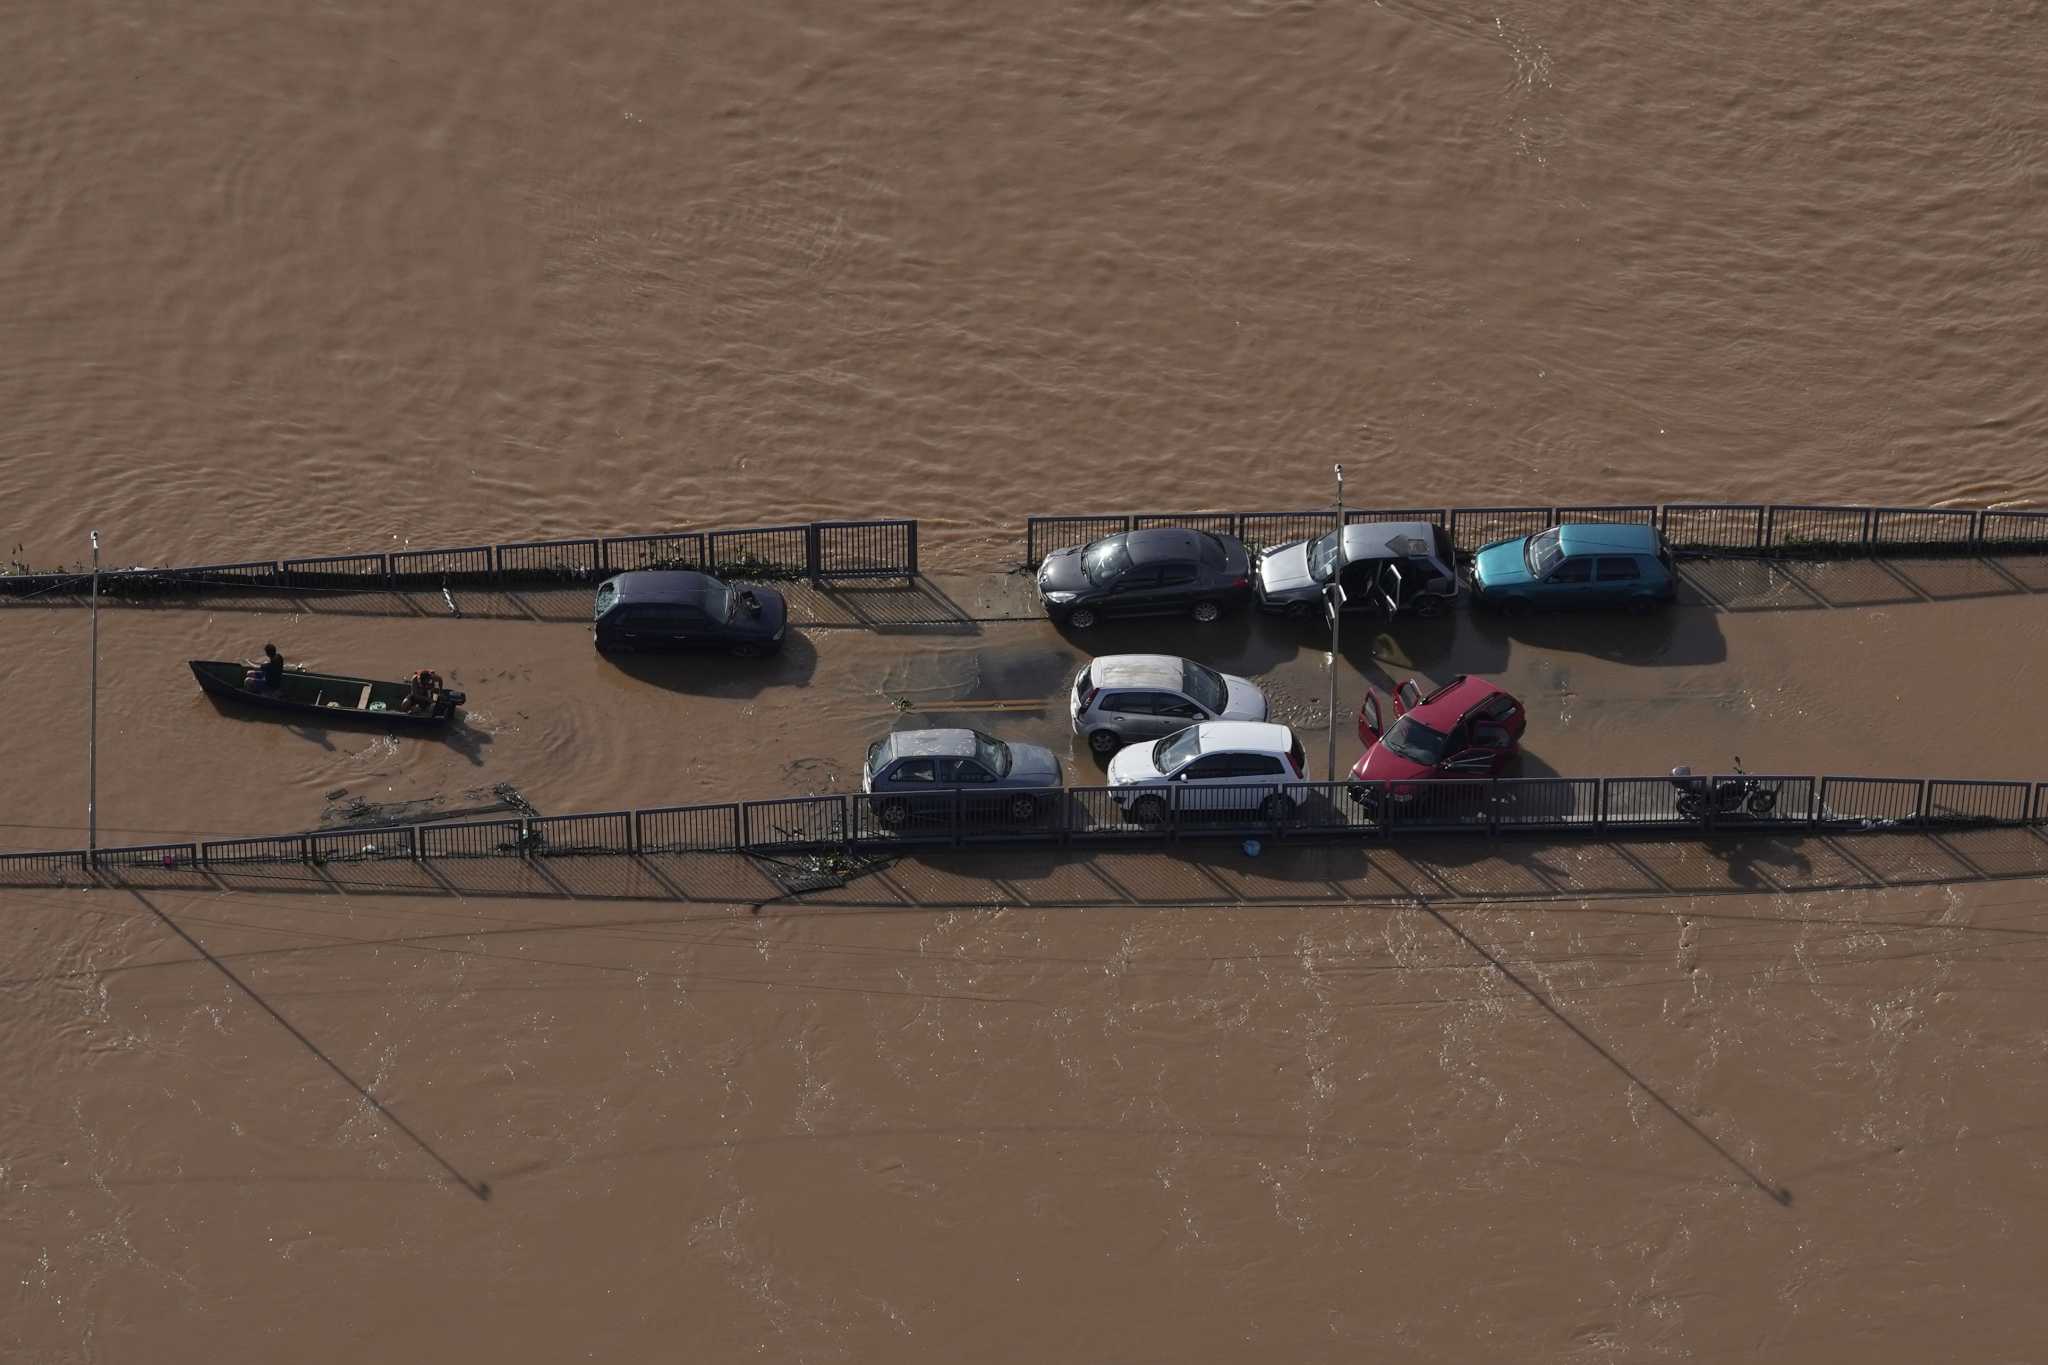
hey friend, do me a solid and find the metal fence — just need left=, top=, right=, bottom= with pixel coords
left=1024, top=501, right=2048, bottom=565
left=4, top=771, right=2042, bottom=883
left=0, top=519, right=917, bottom=599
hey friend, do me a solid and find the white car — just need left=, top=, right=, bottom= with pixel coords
left=1105, top=720, right=1311, bottom=824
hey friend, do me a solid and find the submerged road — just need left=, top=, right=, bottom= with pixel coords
left=0, top=556, right=2042, bottom=848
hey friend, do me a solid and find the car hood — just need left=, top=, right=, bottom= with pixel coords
left=1036, top=548, right=1090, bottom=594
left=1256, top=540, right=1316, bottom=597
left=1348, top=741, right=1430, bottom=783
left=1005, top=742, right=1063, bottom=787
left=1472, top=539, right=1534, bottom=589
left=1106, top=741, right=1167, bottom=786
left=1221, top=674, right=1268, bottom=723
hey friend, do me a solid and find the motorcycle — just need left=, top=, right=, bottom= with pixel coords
left=1670, top=758, right=1778, bottom=820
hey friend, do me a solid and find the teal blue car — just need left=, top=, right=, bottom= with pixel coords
left=1469, top=523, right=1678, bottom=615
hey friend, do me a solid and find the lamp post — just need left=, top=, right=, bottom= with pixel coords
left=88, top=529, right=100, bottom=862
left=1324, top=464, right=1344, bottom=783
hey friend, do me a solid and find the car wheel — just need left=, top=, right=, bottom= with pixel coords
left=1007, top=794, right=1039, bottom=823
left=877, top=798, right=910, bottom=828
left=1745, top=789, right=1778, bottom=817
left=1067, top=606, right=1098, bottom=630
left=1190, top=600, right=1222, bottom=624
left=1675, top=793, right=1705, bottom=821
left=729, top=641, right=762, bottom=659
left=1131, top=794, right=1168, bottom=826
left=1088, top=729, right=1122, bottom=756
left=1259, top=793, right=1297, bottom=824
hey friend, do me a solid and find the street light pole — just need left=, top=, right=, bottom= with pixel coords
left=88, top=529, right=100, bottom=862
left=1325, top=464, right=1344, bottom=783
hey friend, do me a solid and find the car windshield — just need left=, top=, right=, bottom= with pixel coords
left=710, top=589, right=738, bottom=622
left=1380, top=715, right=1450, bottom=767
left=1152, top=726, right=1206, bottom=772
left=1181, top=661, right=1228, bottom=713
left=1525, top=528, right=1564, bottom=577
left=1307, top=530, right=1345, bottom=583
left=1081, top=539, right=1132, bottom=585
left=973, top=731, right=1012, bottom=777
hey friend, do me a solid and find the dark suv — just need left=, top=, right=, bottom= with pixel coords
left=1035, top=527, right=1254, bottom=629
left=592, top=570, right=788, bottom=656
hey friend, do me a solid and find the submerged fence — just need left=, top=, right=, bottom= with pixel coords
left=4, top=773, right=2043, bottom=879
left=1023, top=502, right=2048, bottom=565
left=0, top=518, right=918, bottom=599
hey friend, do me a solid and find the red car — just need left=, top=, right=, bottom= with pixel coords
left=1348, top=675, right=1526, bottom=805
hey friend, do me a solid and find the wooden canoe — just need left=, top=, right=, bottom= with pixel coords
left=189, top=660, right=466, bottom=726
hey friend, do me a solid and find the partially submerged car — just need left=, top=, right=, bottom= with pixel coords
left=861, top=728, right=1062, bottom=826
left=1347, top=675, right=1525, bottom=810
left=1070, top=653, right=1268, bottom=756
left=1255, top=520, right=1461, bottom=618
left=592, top=570, right=788, bottom=656
left=1035, top=527, right=1254, bottom=629
left=1469, top=523, right=1678, bottom=615
left=1106, top=720, right=1310, bottom=824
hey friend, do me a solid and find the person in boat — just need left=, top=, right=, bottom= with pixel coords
left=398, top=668, right=443, bottom=713
left=244, top=643, right=286, bottom=692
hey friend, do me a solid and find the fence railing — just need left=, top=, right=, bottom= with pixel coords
left=4, top=772, right=2040, bottom=882
left=1024, top=502, right=2048, bottom=565
left=0, top=518, right=918, bottom=599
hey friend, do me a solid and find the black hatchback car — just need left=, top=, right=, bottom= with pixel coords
left=592, top=570, right=788, bottom=656
left=1035, top=527, right=1254, bottom=629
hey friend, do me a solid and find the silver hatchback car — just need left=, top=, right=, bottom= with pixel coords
left=1070, top=654, right=1268, bottom=757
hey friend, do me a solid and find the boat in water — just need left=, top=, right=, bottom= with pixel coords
left=188, top=659, right=466, bottom=726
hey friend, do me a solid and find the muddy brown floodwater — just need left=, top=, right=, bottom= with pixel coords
left=6, top=0, right=2048, bottom=1359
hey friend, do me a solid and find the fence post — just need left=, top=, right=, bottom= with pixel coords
left=804, top=523, right=822, bottom=585
left=906, top=521, right=920, bottom=578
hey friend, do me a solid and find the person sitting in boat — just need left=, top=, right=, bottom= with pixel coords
left=398, top=668, right=442, bottom=713
left=244, top=643, right=286, bottom=692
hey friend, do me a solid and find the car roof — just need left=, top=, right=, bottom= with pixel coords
left=1407, top=675, right=1502, bottom=727
left=875, top=728, right=984, bottom=760
left=1090, top=654, right=1190, bottom=688
left=1186, top=721, right=1295, bottom=754
left=1555, top=523, right=1661, bottom=556
left=1338, top=521, right=1441, bottom=560
left=603, top=569, right=729, bottom=605
left=1122, top=528, right=1207, bottom=564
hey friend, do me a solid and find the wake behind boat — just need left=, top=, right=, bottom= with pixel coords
left=189, top=659, right=466, bottom=726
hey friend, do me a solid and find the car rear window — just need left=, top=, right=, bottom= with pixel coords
left=1197, top=533, right=1227, bottom=569
left=1073, top=665, right=1093, bottom=703
left=593, top=582, right=617, bottom=620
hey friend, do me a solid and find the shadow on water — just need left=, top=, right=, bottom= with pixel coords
left=602, top=630, right=820, bottom=698
left=197, top=692, right=492, bottom=766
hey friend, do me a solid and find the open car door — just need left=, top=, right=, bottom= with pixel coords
left=1374, top=561, right=1405, bottom=616
left=1357, top=689, right=1384, bottom=745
